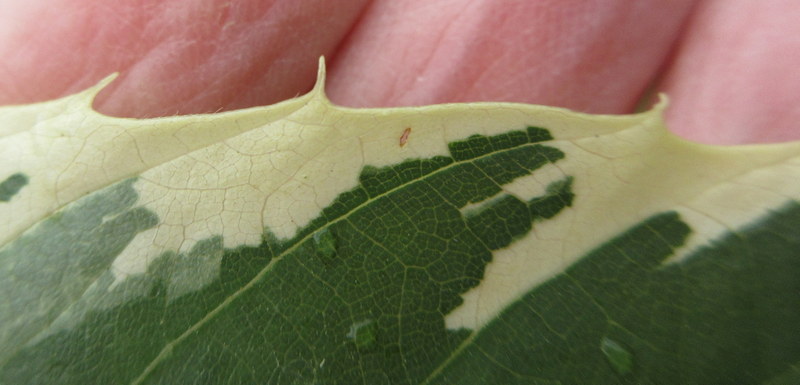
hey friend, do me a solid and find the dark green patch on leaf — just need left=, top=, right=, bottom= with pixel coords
left=462, top=176, right=574, bottom=251
left=428, top=203, right=800, bottom=384
left=0, top=172, right=28, bottom=202
left=526, top=126, right=553, bottom=143
left=531, top=176, right=574, bottom=220
left=447, top=126, right=552, bottom=161
left=361, top=156, right=453, bottom=198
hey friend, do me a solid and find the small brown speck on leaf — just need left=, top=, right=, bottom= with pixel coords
left=400, top=127, right=411, bottom=147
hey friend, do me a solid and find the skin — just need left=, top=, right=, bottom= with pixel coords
left=0, top=0, right=798, bottom=144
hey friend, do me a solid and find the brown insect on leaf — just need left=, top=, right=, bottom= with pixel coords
left=399, top=127, right=411, bottom=147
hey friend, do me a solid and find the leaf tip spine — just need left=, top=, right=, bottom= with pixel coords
left=653, top=93, right=669, bottom=114
left=81, top=73, right=119, bottom=106
left=311, top=56, right=330, bottom=104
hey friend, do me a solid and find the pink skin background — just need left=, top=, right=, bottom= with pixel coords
left=0, top=0, right=798, bottom=144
